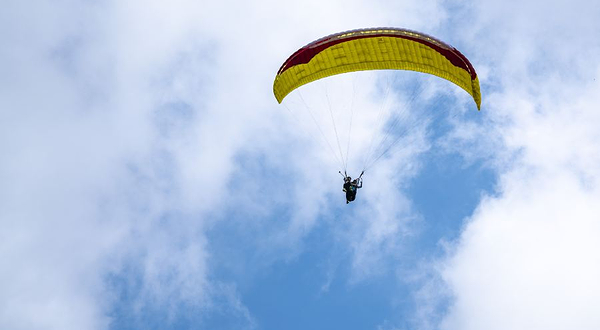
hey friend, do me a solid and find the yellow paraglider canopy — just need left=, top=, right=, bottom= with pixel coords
left=273, top=28, right=481, bottom=109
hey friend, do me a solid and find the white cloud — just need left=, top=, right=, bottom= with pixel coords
left=441, top=172, right=600, bottom=330
left=426, top=1, right=600, bottom=329
left=0, top=1, right=237, bottom=328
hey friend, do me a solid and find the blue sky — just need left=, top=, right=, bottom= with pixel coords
left=2, top=0, right=600, bottom=330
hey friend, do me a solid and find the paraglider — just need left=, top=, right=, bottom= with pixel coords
left=273, top=28, right=481, bottom=204
left=341, top=171, right=363, bottom=204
